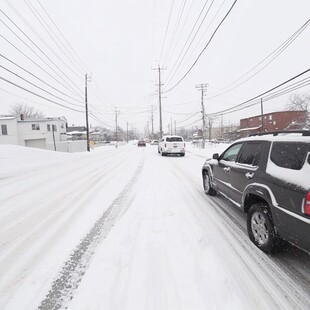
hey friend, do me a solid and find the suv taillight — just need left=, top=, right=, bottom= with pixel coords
left=304, top=192, right=310, bottom=216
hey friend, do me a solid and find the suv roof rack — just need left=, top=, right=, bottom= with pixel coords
left=249, top=130, right=310, bottom=137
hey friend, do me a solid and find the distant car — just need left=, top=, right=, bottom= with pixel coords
left=158, top=135, right=185, bottom=156
left=202, top=131, right=310, bottom=254
left=137, top=140, right=146, bottom=147
left=150, top=140, right=159, bottom=145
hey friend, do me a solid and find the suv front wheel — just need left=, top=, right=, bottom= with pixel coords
left=247, top=203, right=280, bottom=253
left=203, top=172, right=216, bottom=196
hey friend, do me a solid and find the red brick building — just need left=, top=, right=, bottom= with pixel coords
left=238, top=110, right=307, bottom=138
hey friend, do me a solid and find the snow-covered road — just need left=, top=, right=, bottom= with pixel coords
left=0, top=144, right=309, bottom=310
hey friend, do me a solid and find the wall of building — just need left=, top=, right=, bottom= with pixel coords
left=0, top=118, right=19, bottom=145
left=239, top=111, right=307, bottom=137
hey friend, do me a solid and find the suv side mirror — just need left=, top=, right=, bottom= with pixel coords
left=213, top=153, right=219, bottom=160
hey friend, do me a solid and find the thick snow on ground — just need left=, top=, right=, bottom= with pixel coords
left=0, top=143, right=309, bottom=310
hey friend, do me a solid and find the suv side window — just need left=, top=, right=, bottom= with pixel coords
left=238, top=142, right=263, bottom=166
left=221, top=143, right=243, bottom=162
left=270, top=142, right=308, bottom=170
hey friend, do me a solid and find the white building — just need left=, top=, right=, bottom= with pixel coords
left=0, top=115, right=72, bottom=151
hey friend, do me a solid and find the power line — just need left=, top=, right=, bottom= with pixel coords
left=159, top=0, right=175, bottom=62
left=19, top=0, right=84, bottom=77
left=207, top=18, right=310, bottom=100
left=0, top=8, right=84, bottom=96
left=165, top=0, right=215, bottom=86
left=27, top=0, right=85, bottom=75
left=162, top=0, right=187, bottom=67
left=0, top=53, right=84, bottom=105
left=0, top=34, right=83, bottom=100
left=0, top=75, right=114, bottom=127
left=165, top=0, right=238, bottom=93
left=37, top=0, right=89, bottom=72
left=0, top=64, right=84, bottom=108
left=164, top=0, right=210, bottom=83
left=208, top=68, right=310, bottom=116
left=0, top=76, right=85, bottom=112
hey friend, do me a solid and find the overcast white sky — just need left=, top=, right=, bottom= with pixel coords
left=1, top=0, right=310, bottom=134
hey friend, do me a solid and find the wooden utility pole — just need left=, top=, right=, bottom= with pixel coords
left=152, top=66, right=165, bottom=139
left=85, top=74, right=90, bottom=152
left=261, top=98, right=264, bottom=132
left=115, top=108, right=120, bottom=145
left=151, top=105, right=154, bottom=139
left=195, top=83, right=208, bottom=149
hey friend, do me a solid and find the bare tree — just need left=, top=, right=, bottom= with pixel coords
left=287, top=93, right=310, bottom=112
left=9, top=103, right=45, bottom=119
left=285, top=93, right=310, bottom=129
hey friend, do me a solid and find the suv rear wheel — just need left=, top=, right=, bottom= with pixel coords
left=203, top=172, right=216, bottom=196
left=247, top=203, right=281, bottom=253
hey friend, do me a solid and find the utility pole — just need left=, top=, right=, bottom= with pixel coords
left=221, top=114, right=223, bottom=139
left=115, top=108, right=120, bottom=146
left=195, top=83, right=208, bottom=149
left=152, top=66, right=165, bottom=139
left=52, top=124, right=56, bottom=151
left=151, top=105, right=154, bottom=139
left=261, top=98, right=264, bottom=132
left=85, top=74, right=91, bottom=152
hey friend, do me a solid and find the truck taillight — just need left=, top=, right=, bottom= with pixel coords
left=304, top=192, right=310, bottom=216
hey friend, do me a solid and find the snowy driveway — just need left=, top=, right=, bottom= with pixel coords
left=0, top=144, right=309, bottom=310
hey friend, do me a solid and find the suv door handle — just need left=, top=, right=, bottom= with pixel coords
left=245, top=172, right=254, bottom=179
left=223, top=167, right=230, bottom=172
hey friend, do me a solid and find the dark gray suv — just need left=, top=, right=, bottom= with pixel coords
left=202, top=131, right=310, bottom=254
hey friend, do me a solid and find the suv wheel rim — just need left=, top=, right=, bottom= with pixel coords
left=251, top=212, right=269, bottom=245
left=204, top=174, right=210, bottom=192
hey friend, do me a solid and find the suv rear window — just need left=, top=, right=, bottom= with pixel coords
left=166, top=137, right=183, bottom=142
left=270, top=142, right=308, bottom=170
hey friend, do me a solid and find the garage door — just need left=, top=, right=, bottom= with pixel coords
left=25, top=139, right=46, bottom=149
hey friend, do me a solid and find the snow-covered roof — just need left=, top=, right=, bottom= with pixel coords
left=238, top=126, right=261, bottom=132
left=18, top=116, right=67, bottom=123
left=66, top=131, right=86, bottom=135
left=0, top=115, right=17, bottom=120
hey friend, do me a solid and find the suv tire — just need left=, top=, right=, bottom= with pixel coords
left=247, top=203, right=281, bottom=253
left=203, top=172, right=216, bottom=196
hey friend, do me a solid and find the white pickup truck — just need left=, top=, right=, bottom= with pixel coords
left=158, top=135, right=186, bottom=156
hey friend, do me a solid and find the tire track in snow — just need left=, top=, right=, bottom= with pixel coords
left=37, top=158, right=144, bottom=310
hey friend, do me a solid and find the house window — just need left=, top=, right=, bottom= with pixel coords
left=61, top=123, right=64, bottom=129
left=269, top=115, right=273, bottom=120
left=52, top=124, right=57, bottom=132
left=32, top=124, right=40, bottom=130
left=259, top=116, right=262, bottom=121
left=47, top=124, right=51, bottom=132
left=273, top=121, right=276, bottom=125
left=1, top=124, right=8, bottom=135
